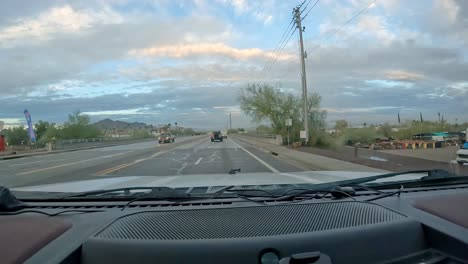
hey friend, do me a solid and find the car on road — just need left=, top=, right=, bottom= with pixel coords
left=159, top=133, right=175, bottom=143
left=211, top=131, right=223, bottom=142
left=221, top=130, right=228, bottom=139
left=456, top=142, right=468, bottom=165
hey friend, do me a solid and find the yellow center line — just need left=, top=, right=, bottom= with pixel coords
left=95, top=150, right=170, bottom=176
left=95, top=163, right=131, bottom=176
left=17, top=151, right=131, bottom=176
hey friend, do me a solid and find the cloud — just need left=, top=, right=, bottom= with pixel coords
left=1, top=0, right=467, bottom=128
left=324, top=106, right=400, bottom=114
left=82, top=108, right=150, bottom=116
left=0, top=5, right=123, bottom=48
left=0, top=12, right=230, bottom=95
left=383, top=70, right=425, bottom=81
left=129, top=42, right=293, bottom=61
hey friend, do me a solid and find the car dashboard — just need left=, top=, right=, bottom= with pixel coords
left=3, top=185, right=468, bottom=264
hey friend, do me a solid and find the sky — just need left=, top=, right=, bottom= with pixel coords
left=0, top=0, right=467, bottom=129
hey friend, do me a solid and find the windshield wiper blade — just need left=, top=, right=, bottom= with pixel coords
left=58, top=186, right=191, bottom=199
left=278, top=170, right=452, bottom=193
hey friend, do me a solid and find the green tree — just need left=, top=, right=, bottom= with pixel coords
left=334, top=120, right=348, bottom=135
left=240, top=83, right=326, bottom=144
left=34, top=120, right=53, bottom=141
left=61, top=111, right=101, bottom=139
left=5, top=126, right=29, bottom=145
left=379, top=123, right=393, bottom=138
left=40, top=125, right=62, bottom=143
left=66, top=110, right=90, bottom=126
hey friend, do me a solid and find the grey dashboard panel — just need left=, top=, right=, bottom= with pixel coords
left=19, top=187, right=468, bottom=264
left=94, top=202, right=406, bottom=240
left=82, top=202, right=425, bottom=264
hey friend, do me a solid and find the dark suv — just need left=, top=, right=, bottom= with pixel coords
left=211, top=131, right=223, bottom=142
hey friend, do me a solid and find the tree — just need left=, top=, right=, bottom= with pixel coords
left=66, top=110, right=90, bottom=126
left=240, top=83, right=326, bottom=144
left=334, top=120, right=348, bottom=135
left=379, top=123, right=392, bottom=138
left=5, top=126, right=29, bottom=145
left=34, top=120, right=53, bottom=141
left=61, top=111, right=101, bottom=139
left=40, top=125, right=61, bottom=143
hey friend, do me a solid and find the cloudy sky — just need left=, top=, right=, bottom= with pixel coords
left=0, top=0, right=467, bottom=129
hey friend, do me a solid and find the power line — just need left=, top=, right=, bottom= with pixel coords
left=258, top=27, right=297, bottom=82
left=301, top=0, right=320, bottom=21
left=257, top=22, right=296, bottom=82
left=308, top=0, right=377, bottom=51
left=255, top=17, right=295, bottom=82
left=301, top=0, right=312, bottom=12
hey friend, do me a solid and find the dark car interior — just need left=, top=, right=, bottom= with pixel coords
left=1, top=175, right=468, bottom=264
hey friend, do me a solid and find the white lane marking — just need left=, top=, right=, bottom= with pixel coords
left=229, top=138, right=279, bottom=173
left=9, top=159, right=55, bottom=167
left=194, top=157, right=202, bottom=165
left=17, top=151, right=132, bottom=175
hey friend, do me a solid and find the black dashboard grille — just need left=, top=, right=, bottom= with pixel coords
left=95, top=202, right=405, bottom=240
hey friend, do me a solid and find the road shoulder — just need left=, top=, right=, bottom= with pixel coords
left=233, top=135, right=388, bottom=172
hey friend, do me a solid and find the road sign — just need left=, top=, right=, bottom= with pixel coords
left=285, top=119, right=292, bottom=127
left=300, top=130, right=307, bottom=139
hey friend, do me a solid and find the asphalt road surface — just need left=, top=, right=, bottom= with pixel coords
left=0, top=136, right=304, bottom=188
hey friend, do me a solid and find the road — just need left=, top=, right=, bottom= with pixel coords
left=0, top=136, right=304, bottom=188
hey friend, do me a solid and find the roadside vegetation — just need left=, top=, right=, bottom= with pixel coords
left=240, top=83, right=332, bottom=147
left=1, top=111, right=198, bottom=147
left=240, top=84, right=467, bottom=149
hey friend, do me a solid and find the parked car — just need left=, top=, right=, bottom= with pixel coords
left=211, top=131, right=223, bottom=142
left=159, top=133, right=175, bottom=143
left=456, top=142, right=468, bottom=165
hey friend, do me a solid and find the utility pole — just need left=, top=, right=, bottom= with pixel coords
left=293, top=6, right=309, bottom=145
left=229, top=112, right=232, bottom=130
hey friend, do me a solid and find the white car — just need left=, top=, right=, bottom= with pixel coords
left=456, top=142, right=468, bottom=165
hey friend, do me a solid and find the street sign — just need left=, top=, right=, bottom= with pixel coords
left=285, top=119, right=292, bottom=127
left=300, top=130, right=307, bottom=139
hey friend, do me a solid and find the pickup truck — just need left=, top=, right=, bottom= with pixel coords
left=158, top=133, right=175, bottom=143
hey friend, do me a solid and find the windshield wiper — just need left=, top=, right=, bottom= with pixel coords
left=58, top=186, right=193, bottom=200
left=219, top=170, right=452, bottom=200
left=289, top=169, right=453, bottom=192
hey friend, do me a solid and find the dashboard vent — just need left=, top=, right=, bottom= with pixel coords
left=95, top=201, right=405, bottom=240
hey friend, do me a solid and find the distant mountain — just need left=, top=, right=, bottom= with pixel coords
left=92, top=119, right=151, bottom=130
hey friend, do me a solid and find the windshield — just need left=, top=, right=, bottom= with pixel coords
left=0, top=0, right=467, bottom=197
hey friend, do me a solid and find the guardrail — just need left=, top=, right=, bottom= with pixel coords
left=240, top=133, right=283, bottom=145
left=244, top=133, right=278, bottom=139
left=60, top=138, right=105, bottom=144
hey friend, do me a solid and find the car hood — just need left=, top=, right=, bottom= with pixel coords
left=11, top=170, right=426, bottom=193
